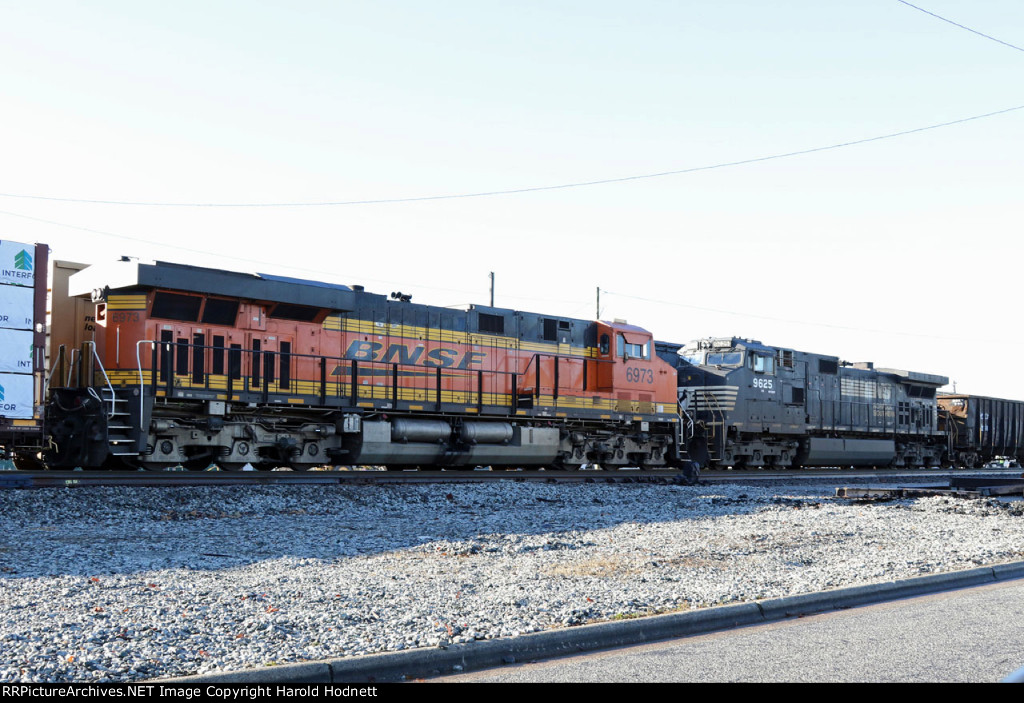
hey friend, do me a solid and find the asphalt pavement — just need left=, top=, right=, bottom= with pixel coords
left=435, top=576, right=1024, bottom=683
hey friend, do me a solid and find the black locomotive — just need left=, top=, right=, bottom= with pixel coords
left=659, top=337, right=953, bottom=470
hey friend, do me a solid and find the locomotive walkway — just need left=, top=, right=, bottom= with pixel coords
left=169, top=560, right=1024, bottom=684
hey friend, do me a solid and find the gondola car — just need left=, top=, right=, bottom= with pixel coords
left=938, top=393, right=1024, bottom=468
left=42, top=258, right=694, bottom=477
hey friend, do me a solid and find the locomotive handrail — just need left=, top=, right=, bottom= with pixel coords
left=128, top=338, right=671, bottom=430
left=136, top=340, right=158, bottom=432
left=74, top=341, right=117, bottom=419
left=515, top=351, right=612, bottom=405
left=43, top=344, right=67, bottom=398
left=678, top=405, right=695, bottom=442
left=141, top=340, right=524, bottom=412
left=66, top=347, right=78, bottom=387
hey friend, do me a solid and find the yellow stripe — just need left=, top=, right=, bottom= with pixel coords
left=322, top=316, right=597, bottom=358
left=107, top=295, right=148, bottom=310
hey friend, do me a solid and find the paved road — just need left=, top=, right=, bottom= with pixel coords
left=433, top=579, right=1024, bottom=683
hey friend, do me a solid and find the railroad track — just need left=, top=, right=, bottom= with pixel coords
left=1, top=465, right=1020, bottom=489
left=0, top=467, right=692, bottom=488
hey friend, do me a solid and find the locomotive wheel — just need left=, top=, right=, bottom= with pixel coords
left=548, top=455, right=571, bottom=471
left=140, top=462, right=176, bottom=472
left=183, top=459, right=213, bottom=471
left=12, top=452, right=45, bottom=471
left=99, top=455, right=137, bottom=471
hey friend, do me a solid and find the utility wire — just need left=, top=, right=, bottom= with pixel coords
left=1, top=103, right=1022, bottom=208
left=0, top=210, right=966, bottom=341
left=0, top=207, right=589, bottom=308
left=602, top=290, right=964, bottom=342
left=3, top=200, right=957, bottom=340
left=896, top=0, right=1024, bottom=54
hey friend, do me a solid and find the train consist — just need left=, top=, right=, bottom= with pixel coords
left=3, top=241, right=1024, bottom=476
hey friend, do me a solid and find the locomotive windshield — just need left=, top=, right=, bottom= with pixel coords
left=679, top=350, right=703, bottom=366
left=706, top=351, right=743, bottom=367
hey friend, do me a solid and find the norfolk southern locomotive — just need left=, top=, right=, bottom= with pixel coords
left=659, top=337, right=950, bottom=470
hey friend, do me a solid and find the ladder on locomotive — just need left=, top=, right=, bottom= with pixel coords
left=52, top=343, right=141, bottom=461
left=101, top=387, right=139, bottom=459
left=700, top=388, right=727, bottom=463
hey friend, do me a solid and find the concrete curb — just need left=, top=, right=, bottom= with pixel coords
left=166, top=561, right=1024, bottom=684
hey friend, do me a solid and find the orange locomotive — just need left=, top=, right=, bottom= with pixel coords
left=44, top=258, right=695, bottom=478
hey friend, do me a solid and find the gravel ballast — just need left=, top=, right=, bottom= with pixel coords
left=2, top=481, right=1023, bottom=682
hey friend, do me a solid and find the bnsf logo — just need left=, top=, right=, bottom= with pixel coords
left=341, top=340, right=486, bottom=369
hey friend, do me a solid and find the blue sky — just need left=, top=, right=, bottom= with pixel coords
left=1, top=1, right=1022, bottom=396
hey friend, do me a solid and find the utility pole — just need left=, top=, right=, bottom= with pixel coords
left=489, top=272, right=495, bottom=307
left=596, top=287, right=600, bottom=320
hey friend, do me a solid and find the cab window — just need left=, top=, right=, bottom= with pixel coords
left=617, top=334, right=650, bottom=360
left=753, top=354, right=775, bottom=374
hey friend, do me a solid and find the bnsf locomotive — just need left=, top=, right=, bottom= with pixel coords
left=41, top=258, right=695, bottom=478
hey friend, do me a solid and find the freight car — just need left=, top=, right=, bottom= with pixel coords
left=0, top=241, right=48, bottom=466
left=40, top=257, right=696, bottom=478
left=660, top=337, right=949, bottom=469
left=938, top=394, right=1024, bottom=468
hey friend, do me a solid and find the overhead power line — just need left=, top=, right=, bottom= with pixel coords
left=0, top=207, right=589, bottom=308
left=602, top=290, right=964, bottom=342
left=896, top=1, right=1024, bottom=54
left=1, top=103, right=1023, bottom=208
